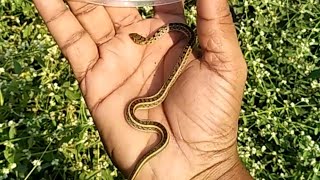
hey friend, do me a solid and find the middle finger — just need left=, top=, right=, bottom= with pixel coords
left=105, top=7, right=142, bottom=31
left=67, top=1, right=115, bottom=45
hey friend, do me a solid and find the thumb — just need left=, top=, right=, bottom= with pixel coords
left=197, top=0, right=245, bottom=72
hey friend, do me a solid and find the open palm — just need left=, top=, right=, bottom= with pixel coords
left=34, top=0, right=249, bottom=179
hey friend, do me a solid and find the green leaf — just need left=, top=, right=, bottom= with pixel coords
left=65, top=89, right=80, bottom=101
left=4, top=146, right=15, bottom=163
left=312, top=173, right=320, bottom=180
left=9, top=126, right=17, bottom=139
left=307, top=69, right=320, bottom=79
left=0, top=89, right=3, bottom=106
left=51, top=119, right=57, bottom=127
left=62, top=82, right=71, bottom=88
left=16, top=164, right=28, bottom=177
left=14, top=152, right=23, bottom=163
left=54, top=95, right=61, bottom=103
left=13, top=61, right=22, bottom=74
left=79, top=173, right=87, bottom=180
left=28, top=138, right=34, bottom=148
left=258, top=15, right=265, bottom=25
left=23, top=24, right=32, bottom=38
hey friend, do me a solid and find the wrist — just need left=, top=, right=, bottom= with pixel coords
left=191, top=147, right=253, bottom=180
left=218, top=157, right=253, bottom=180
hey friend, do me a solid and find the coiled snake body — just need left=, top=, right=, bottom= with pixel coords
left=126, top=23, right=196, bottom=180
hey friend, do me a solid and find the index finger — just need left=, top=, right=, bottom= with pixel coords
left=33, top=0, right=98, bottom=81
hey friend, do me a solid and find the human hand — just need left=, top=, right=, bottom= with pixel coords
left=33, top=0, right=250, bottom=179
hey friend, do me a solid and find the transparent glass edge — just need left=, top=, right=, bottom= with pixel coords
left=68, top=0, right=182, bottom=7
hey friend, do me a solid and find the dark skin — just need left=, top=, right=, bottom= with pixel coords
left=33, top=0, right=252, bottom=179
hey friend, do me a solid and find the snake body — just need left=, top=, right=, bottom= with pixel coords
left=126, top=23, right=196, bottom=180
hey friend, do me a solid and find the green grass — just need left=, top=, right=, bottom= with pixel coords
left=0, top=0, right=319, bottom=179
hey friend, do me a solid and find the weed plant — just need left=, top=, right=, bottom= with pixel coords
left=0, top=0, right=319, bottom=179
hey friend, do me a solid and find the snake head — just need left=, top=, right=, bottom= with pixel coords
left=129, top=33, right=147, bottom=45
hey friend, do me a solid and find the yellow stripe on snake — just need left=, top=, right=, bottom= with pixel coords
left=126, top=23, right=196, bottom=180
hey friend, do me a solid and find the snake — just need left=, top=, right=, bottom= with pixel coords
left=125, top=23, right=196, bottom=180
